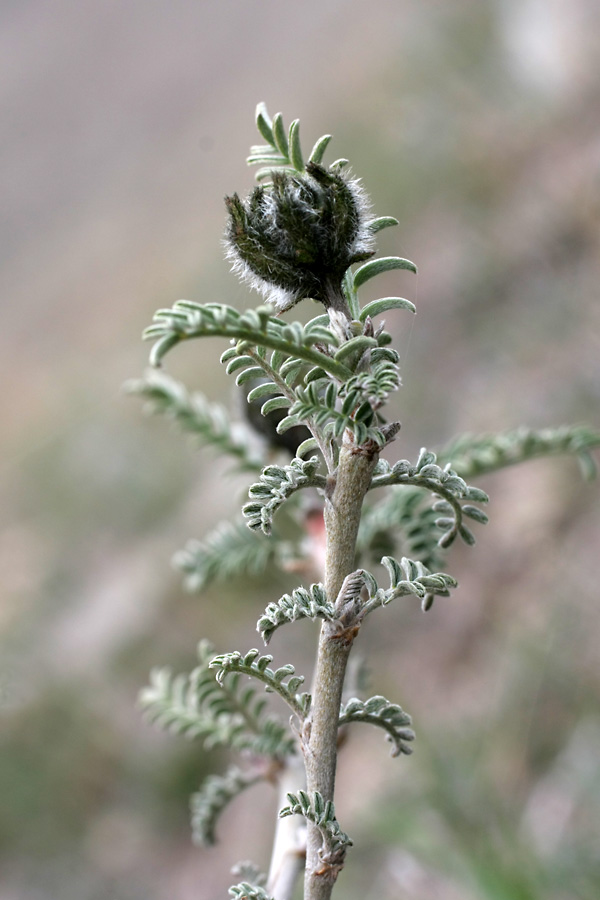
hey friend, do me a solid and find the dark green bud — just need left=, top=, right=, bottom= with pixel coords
left=225, top=163, right=375, bottom=317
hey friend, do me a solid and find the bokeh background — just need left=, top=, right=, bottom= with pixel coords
left=1, top=1, right=599, bottom=898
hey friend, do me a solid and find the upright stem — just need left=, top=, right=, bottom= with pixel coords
left=303, top=434, right=378, bottom=900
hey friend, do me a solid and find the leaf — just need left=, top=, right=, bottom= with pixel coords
left=353, top=256, right=418, bottom=288
left=279, top=790, right=352, bottom=856
left=369, top=451, right=489, bottom=550
left=246, top=381, right=282, bottom=402
left=246, top=153, right=289, bottom=167
left=236, top=366, right=267, bottom=385
left=288, top=119, right=304, bottom=171
left=254, top=165, right=295, bottom=181
left=255, top=102, right=274, bottom=144
left=296, top=436, right=320, bottom=458
left=339, top=695, right=415, bottom=757
left=191, top=767, right=263, bottom=847
left=333, top=335, right=378, bottom=363
left=260, top=396, right=290, bottom=415
left=229, top=883, right=273, bottom=900
left=173, top=519, right=297, bottom=592
left=257, top=584, right=335, bottom=644
left=359, top=297, right=416, bottom=321
left=209, top=650, right=311, bottom=719
left=139, top=641, right=296, bottom=757
left=438, top=424, right=600, bottom=480
left=276, top=414, right=302, bottom=435
left=126, top=370, right=262, bottom=472
left=226, top=355, right=257, bottom=374
left=367, top=216, right=399, bottom=233
left=143, top=300, right=351, bottom=380
left=149, top=333, right=180, bottom=367
left=357, top=557, right=458, bottom=618
left=272, top=112, right=289, bottom=157
left=308, top=134, right=332, bottom=164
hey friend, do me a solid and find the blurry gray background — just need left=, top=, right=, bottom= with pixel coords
left=1, top=1, right=599, bottom=898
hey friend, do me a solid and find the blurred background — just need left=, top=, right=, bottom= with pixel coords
left=1, top=1, right=599, bottom=898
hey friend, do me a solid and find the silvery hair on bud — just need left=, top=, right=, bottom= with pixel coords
left=224, top=163, right=375, bottom=316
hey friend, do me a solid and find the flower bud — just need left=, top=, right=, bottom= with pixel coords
left=225, top=162, right=375, bottom=316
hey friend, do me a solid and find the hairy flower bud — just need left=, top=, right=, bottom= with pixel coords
left=224, top=162, right=375, bottom=316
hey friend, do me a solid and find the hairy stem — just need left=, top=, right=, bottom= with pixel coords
left=303, top=434, right=378, bottom=900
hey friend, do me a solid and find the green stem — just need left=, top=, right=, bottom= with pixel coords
left=303, top=434, right=378, bottom=900
left=147, top=322, right=352, bottom=381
